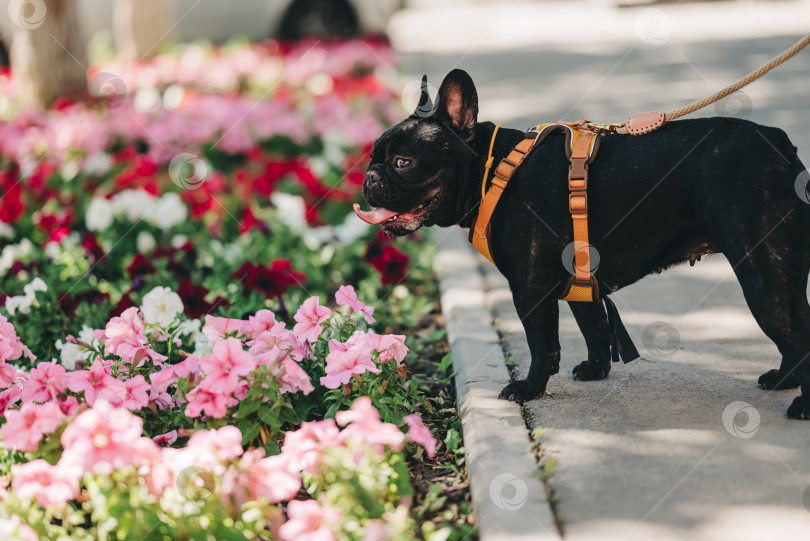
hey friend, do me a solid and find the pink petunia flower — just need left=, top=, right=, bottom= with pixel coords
left=243, top=309, right=278, bottom=339
left=66, top=362, right=126, bottom=406
left=60, top=403, right=145, bottom=475
left=0, top=361, right=19, bottom=389
left=198, top=337, right=256, bottom=393
left=281, top=419, right=342, bottom=475
left=11, top=459, right=81, bottom=509
left=202, top=314, right=247, bottom=343
left=152, top=430, right=178, bottom=447
left=319, top=340, right=378, bottom=389
left=335, top=285, right=375, bottom=323
left=0, top=402, right=63, bottom=452
left=404, top=414, right=437, bottom=458
left=245, top=453, right=301, bottom=504
left=0, top=384, right=22, bottom=414
left=335, top=396, right=406, bottom=453
left=184, top=384, right=237, bottom=419
left=122, top=375, right=150, bottom=410
left=95, top=308, right=166, bottom=366
left=0, top=514, right=39, bottom=541
left=293, top=296, right=332, bottom=343
left=21, top=360, right=67, bottom=403
left=279, top=499, right=341, bottom=541
left=0, top=314, right=35, bottom=364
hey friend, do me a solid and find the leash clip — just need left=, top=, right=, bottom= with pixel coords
left=585, top=122, right=624, bottom=135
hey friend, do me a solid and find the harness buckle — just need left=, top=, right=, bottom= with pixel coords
left=586, top=122, right=624, bottom=135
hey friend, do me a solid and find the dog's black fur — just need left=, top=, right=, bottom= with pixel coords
left=361, top=69, right=810, bottom=419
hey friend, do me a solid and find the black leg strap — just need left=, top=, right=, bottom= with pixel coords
left=603, top=295, right=639, bottom=364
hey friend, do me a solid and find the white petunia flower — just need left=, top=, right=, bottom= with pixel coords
left=55, top=340, right=83, bottom=370
left=86, top=197, right=115, bottom=231
left=147, top=192, right=188, bottom=231
left=5, top=295, right=32, bottom=316
left=270, top=192, right=306, bottom=229
left=0, top=221, right=14, bottom=239
left=136, top=231, right=156, bottom=253
left=140, top=286, right=184, bottom=327
left=23, top=277, right=47, bottom=298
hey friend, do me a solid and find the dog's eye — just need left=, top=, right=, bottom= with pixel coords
left=395, top=158, right=411, bottom=169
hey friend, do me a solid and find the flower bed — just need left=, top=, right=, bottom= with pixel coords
left=0, top=39, right=475, bottom=540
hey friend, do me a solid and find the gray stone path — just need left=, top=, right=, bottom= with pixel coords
left=484, top=249, right=810, bottom=541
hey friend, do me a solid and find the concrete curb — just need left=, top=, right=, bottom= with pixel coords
left=435, top=229, right=560, bottom=541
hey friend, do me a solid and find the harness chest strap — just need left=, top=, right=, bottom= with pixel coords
left=472, top=122, right=600, bottom=302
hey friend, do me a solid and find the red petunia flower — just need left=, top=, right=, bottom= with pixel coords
left=126, top=253, right=157, bottom=278
left=231, top=259, right=306, bottom=299
left=177, top=279, right=214, bottom=319
left=371, top=245, right=409, bottom=285
left=81, top=234, right=105, bottom=264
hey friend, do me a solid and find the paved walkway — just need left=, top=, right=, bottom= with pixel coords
left=404, top=2, right=810, bottom=539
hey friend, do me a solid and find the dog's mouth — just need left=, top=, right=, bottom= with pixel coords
left=354, top=186, right=442, bottom=233
left=353, top=202, right=431, bottom=226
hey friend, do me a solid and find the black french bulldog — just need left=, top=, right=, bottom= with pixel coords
left=355, top=69, right=810, bottom=420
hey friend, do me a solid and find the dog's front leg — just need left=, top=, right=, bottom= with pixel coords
left=570, top=301, right=612, bottom=381
left=498, top=292, right=560, bottom=403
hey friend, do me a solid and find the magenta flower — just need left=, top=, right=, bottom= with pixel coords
left=335, top=285, right=375, bottom=323
left=11, top=459, right=81, bottom=509
left=0, top=402, right=63, bottom=452
left=279, top=499, right=341, bottom=541
left=319, top=340, right=378, bottom=389
left=21, top=361, right=67, bottom=403
left=335, top=396, right=405, bottom=453
left=60, top=403, right=145, bottom=475
left=404, top=413, right=437, bottom=458
left=281, top=419, right=342, bottom=475
left=293, top=296, right=332, bottom=344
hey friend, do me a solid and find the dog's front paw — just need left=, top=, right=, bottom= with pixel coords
left=572, top=360, right=610, bottom=381
left=498, top=379, right=544, bottom=403
left=758, top=369, right=800, bottom=390
left=786, top=395, right=810, bottom=420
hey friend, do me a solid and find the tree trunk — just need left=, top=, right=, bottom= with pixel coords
left=10, top=0, right=87, bottom=108
left=114, top=0, right=170, bottom=62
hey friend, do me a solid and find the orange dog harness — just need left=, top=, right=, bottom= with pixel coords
left=471, top=120, right=602, bottom=302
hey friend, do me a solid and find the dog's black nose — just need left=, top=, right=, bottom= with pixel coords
left=366, top=169, right=382, bottom=186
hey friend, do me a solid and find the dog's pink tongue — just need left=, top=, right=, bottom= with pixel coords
left=353, top=204, right=399, bottom=225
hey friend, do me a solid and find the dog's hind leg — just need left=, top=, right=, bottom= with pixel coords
left=570, top=301, right=612, bottom=381
left=717, top=221, right=810, bottom=418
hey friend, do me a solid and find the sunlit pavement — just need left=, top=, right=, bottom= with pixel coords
left=393, top=1, right=810, bottom=539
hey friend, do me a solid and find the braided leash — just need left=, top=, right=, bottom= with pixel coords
left=588, top=33, right=810, bottom=135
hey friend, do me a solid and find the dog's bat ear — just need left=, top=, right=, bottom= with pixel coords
left=436, top=69, right=479, bottom=141
left=417, top=74, right=433, bottom=113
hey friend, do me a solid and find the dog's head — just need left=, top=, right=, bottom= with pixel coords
left=354, top=69, right=480, bottom=235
